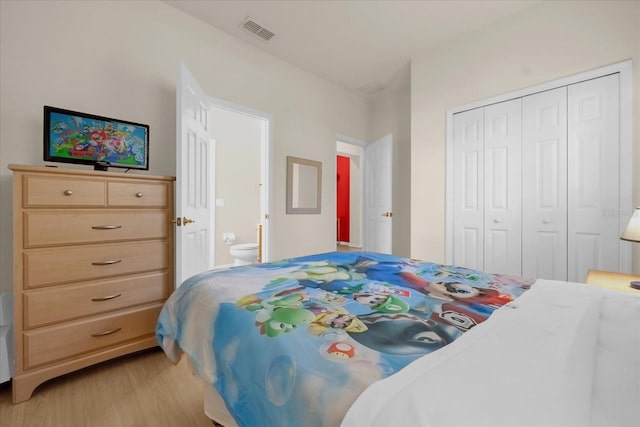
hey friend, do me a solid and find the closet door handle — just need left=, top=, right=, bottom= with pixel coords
left=493, top=218, right=502, bottom=224
left=91, top=328, right=122, bottom=337
left=91, top=225, right=122, bottom=230
left=91, top=259, right=122, bottom=266
left=543, top=219, right=552, bottom=224
left=91, top=293, right=122, bottom=302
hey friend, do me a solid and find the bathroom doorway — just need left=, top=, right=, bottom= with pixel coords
left=212, top=101, right=271, bottom=268
left=176, top=62, right=271, bottom=284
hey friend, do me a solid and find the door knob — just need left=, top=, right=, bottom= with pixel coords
left=381, top=212, right=393, bottom=218
left=183, top=217, right=196, bottom=225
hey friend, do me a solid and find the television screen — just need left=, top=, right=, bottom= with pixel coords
left=44, top=106, right=149, bottom=171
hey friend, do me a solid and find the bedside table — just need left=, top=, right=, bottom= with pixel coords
left=585, top=270, right=640, bottom=294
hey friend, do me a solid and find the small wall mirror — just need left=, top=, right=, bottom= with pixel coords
left=286, top=156, right=322, bottom=214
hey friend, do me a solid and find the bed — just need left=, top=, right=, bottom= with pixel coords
left=156, top=251, right=640, bottom=427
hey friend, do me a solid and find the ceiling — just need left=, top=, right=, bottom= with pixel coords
left=164, top=0, right=538, bottom=98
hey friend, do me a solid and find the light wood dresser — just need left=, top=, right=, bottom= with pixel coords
left=9, top=164, right=175, bottom=403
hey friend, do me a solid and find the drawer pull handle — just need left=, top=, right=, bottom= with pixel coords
left=135, top=192, right=143, bottom=198
left=91, top=327, right=122, bottom=338
left=91, top=259, right=122, bottom=266
left=91, top=225, right=122, bottom=230
left=91, top=293, right=122, bottom=302
left=63, top=189, right=73, bottom=196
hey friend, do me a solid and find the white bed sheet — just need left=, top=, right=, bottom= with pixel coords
left=341, top=280, right=640, bottom=427
left=202, top=378, right=238, bottom=427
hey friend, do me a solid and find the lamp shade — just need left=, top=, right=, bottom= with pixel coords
left=621, top=207, right=640, bottom=243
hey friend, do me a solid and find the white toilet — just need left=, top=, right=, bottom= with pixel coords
left=230, top=243, right=259, bottom=266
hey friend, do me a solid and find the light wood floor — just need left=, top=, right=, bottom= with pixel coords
left=337, top=244, right=361, bottom=252
left=0, top=348, right=212, bottom=427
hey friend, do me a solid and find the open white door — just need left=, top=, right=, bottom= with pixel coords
left=175, top=62, right=214, bottom=286
left=364, top=134, right=393, bottom=253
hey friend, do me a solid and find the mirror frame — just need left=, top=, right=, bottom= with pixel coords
left=286, top=156, right=322, bottom=214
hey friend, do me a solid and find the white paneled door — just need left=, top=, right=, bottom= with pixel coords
left=364, top=134, right=393, bottom=254
left=176, top=62, right=214, bottom=286
left=483, top=99, right=522, bottom=276
left=567, top=74, right=620, bottom=282
left=522, top=87, right=568, bottom=280
left=452, top=108, right=484, bottom=271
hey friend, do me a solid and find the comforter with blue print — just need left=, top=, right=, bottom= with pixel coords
left=156, top=251, right=532, bottom=427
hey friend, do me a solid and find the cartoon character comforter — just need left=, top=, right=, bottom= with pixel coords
left=156, top=251, right=533, bottom=427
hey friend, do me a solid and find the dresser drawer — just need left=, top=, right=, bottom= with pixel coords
left=24, top=175, right=106, bottom=207
left=108, top=181, right=168, bottom=207
left=23, top=303, right=162, bottom=370
left=24, top=211, right=169, bottom=247
left=23, top=271, right=170, bottom=329
left=24, top=241, right=169, bottom=289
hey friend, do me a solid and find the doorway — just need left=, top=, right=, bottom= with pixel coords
left=176, top=62, right=272, bottom=285
left=211, top=103, right=270, bottom=267
left=335, top=134, right=394, bottom=254
left=336, top=138, right=364, bottom=251
left=336, top=155, right=351, bottom=244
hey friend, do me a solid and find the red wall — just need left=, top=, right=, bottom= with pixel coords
left=336, top=155, right=350, bottom=242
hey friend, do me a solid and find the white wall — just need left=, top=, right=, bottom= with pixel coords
left=0, top=0, right=371, bottom=294
left=411, top=0, right=640, bottom=273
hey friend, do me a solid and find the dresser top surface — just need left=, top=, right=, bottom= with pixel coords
left=8, top=164, right=175, bottom=182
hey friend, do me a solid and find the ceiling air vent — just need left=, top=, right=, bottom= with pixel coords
left=240, top=17, right=275, bottom=41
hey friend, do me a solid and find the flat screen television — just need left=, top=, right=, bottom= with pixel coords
left=44, top=106, right=149, bottom=171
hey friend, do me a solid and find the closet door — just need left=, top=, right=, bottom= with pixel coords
left=567, top=74, right=620, bottom=282
left=522, top=87, right=568, bottom=280
left=483, top=99, right=522, bottom=275
left=452, top=108, right=484, bottom=270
